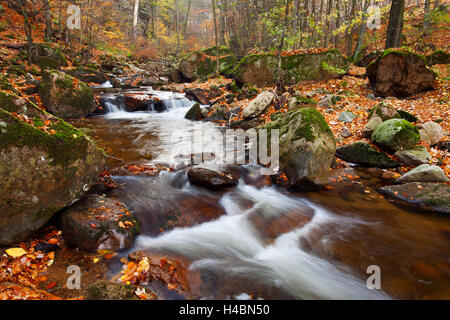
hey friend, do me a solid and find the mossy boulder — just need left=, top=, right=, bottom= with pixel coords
left=260, top=108, right=336, bottom=190
left=31, top=44, right=68, bottom=70
left=60, top=195, right=140, bottom=252
left=178, top=46, right=238, bottom=82
left=86, top=281, right=139, bottom=300
left=233, top=49, right=350, bottom=87
left=336, top=141, right=401, bottom=168
left=39, top=69, right=96, bottom=119
left=184, top=103, right=202, bottom=121
left=0, top=91, right=105, bottom=245
left=394, top=146, right=431, bottom=166
left=288, top=96, right=317, bottom=111
left=368, top=102, right=400, bottom=121
left=371, top=119, right=420, bottom=153
left=378, top=183, right=449, bottom=214
left=367, top=49, right=436, bottom=97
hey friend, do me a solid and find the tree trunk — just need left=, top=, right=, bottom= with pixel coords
left=183, top=0, right=192, bottom=38
left=175, top=0, right=180, bottom=58
left=43, top=0, right=51, bottom=42
left=346, top=0, right=357, bottom=56
left=385, top=0, right=406, bottom=48
left=133, top=0, right=139, bottom=40
left=212, top=0, right=220, bottom=75
left=352, top=0, right=370, bottom=63
left=423, top=0, right=431, bottom=35
left=277, top=0, right=291, bottom=90
left=334, top=0, right=341, bottom=48
left=324, top=0, right=333, bottom=48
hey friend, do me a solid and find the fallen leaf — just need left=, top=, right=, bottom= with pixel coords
left=6, top=248, right=27, bottom=258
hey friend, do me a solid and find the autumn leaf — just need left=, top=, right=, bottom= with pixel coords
left=6, top=248, right=27, bottom=258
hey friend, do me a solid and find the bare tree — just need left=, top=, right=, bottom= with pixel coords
left=133, top=0, right=140, bottom=40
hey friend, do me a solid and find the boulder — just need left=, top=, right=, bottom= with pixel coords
left=184, top=103, right=202, bottom=121
left=288, top=96, right=317, bottom=111
left=371, top=119, right=420, bottom=153
left=0, top=91, right=105, bottom=245
left=397, top=110, right=418, bottom=123
left=418, top=121, right=444, bottom=146
left=187, top=167, right=238, bottom=190
left=205, top=103, right=227, bottom=121
left=396, top=164, right=449, bottom=184
left=38, top=69, right=96, bottom=119
left=243, top=91, right=275, bottom=119
left=260, top=108, right=336, bottom=190
left=378, top=183, right=449, bottom=214
left=60, top=195, right=139, bottom=252
left=336, top=141, right=401, bottom=168
left=356, top=50, right=382, bottom=67
left=178, top=46, right=238, bottom=81
left=184, top=87, right=221, bottom=105
left=363, top=116, right=383, bottom=138
left=31, top=44, right=68, bottom=70
left=394, top=146, right=432, bottom=166
left=86, top=281, right=139, bottom=300
left=367, top=50, right=436, bottom=98
left=368, top=102, right=400, bottom=121
left=234, top=49, right=350, bottom=87
left=67, top=67, right=109, bottom=84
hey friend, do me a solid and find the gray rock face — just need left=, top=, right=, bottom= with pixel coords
left=369, top=102, right=400, bottom=121
left=260, top=108, right=336, bottom=190
left=338, top=111, right=357, bottom=123
left=336, top=141, right=401, bottom=168
left=378, top=182, right=449, bottom=214
left=243, top=91, right=275, bottom=119
left=396, top=164, right=449, bottom=184
left=60, top=195, right=139, bottom=252
left=363, top=116, right=383, bottom=138
left=185, top=103, right=202, bottom=121
left=419, top=122, right=444, bottom=146
left=394, top=146, right=431, bottom=166
left=0, top=91, right=105, bottom=245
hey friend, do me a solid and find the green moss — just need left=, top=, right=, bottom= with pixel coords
left=0, top=91, right=91, bottom=166
left=368, top=102, right=400, bottom=121
left=372, top=118, right=420, bottom=152
left=398, top=110, right=418, bottom=123
left=321, top=61, right=346, bottom=75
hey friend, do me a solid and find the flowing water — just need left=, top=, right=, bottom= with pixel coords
left=70, top=88, right=450, bottom=300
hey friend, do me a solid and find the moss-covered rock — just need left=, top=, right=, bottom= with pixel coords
left=368, top=102, right=400, bottom=121
left=260, top=108, right=336, bottom=190
left=184, top=103, right=202, bottom=121
left=396, top=164, right=449, bottom=184
left=394, top=146, right=431, bottom=166
left=86, top=281, right=139, bottom=300
left=336, top=141, right=401, bottom=168
left=378, top=183, right=449, bottom=214
left=0, top=91, right=105, bottom=245
left=60, top=195, right=139, bottom=252
left=371, top=119, right=420, bottom=153
left=38, top=69, right=96, bottom=119
left=288, top=96, right=317, bottom=111
left=31, top=44, right=68, bottom=70
left=178, top=46, right=238, bottom=82
left=367, top=49, right=436, bottom=97
left=233, top=49, right=350, bottom=87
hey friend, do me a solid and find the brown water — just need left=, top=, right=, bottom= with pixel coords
left=69, top=90, right=450, bottom=300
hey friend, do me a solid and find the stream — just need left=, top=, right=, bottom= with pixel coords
left=70, top=88, right=450, bottom=300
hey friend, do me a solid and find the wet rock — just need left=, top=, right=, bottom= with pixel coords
left=38, top=69, right=96, bottom=119
left=184, top=87, right=221, bottom=105
left=187, top=167, right=238, bottom=190
left=371, top=119, right=420, bottom=153
left=205, top=103, right=227, bottom=121
left=184, top=103, right=202, bottom=121
left=243, top=91, right=275, bottom=119
left=418, top=122, right=444, bottom=146
left=367, top=50, right=436, bottom=98
left=363, top=116, right=383, bottom=138
left=86, top=281, right=139, bottom=300
left=378, top=183, right=450, bottom=214
left=394, top=146, right=431, bottom=166
left=338, top=111, right=357, bottom=123
left=60, top=195, right=139, bottom=252
left=35, top=242, right=59, bottom=253
left=0, top=91, right=105, bottom=245
left=336, top=141, right=401, bottom=168
left=260, top=108, right=336, bottom=190
left=396, top=164, right=449, bottom=184
left=124, top=93, right=155, bottom=112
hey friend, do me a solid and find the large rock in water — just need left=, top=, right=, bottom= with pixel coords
left=367, top=50, right=436, bottom=98
left=0, top=91, right=105, bottom=245
left=60, top=195, right=140, bottom=252
left=39, top=69, right=96, bottom=119
left=259, top=108, right=336, bottom=190
left=371, top=119, right=420, bottom=153
left=396, top=164, right=449, bottom=184
left=187, top=167, right=238, bottom=190
left=336, top=141, right=401, bottom=168
left=243, top=91, right=275, bottom=119
left=178, top=46, right=238, bottom=82
left=378, top=183, right=450, bottom=214
left=234, top=49, right=350, bottom=87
